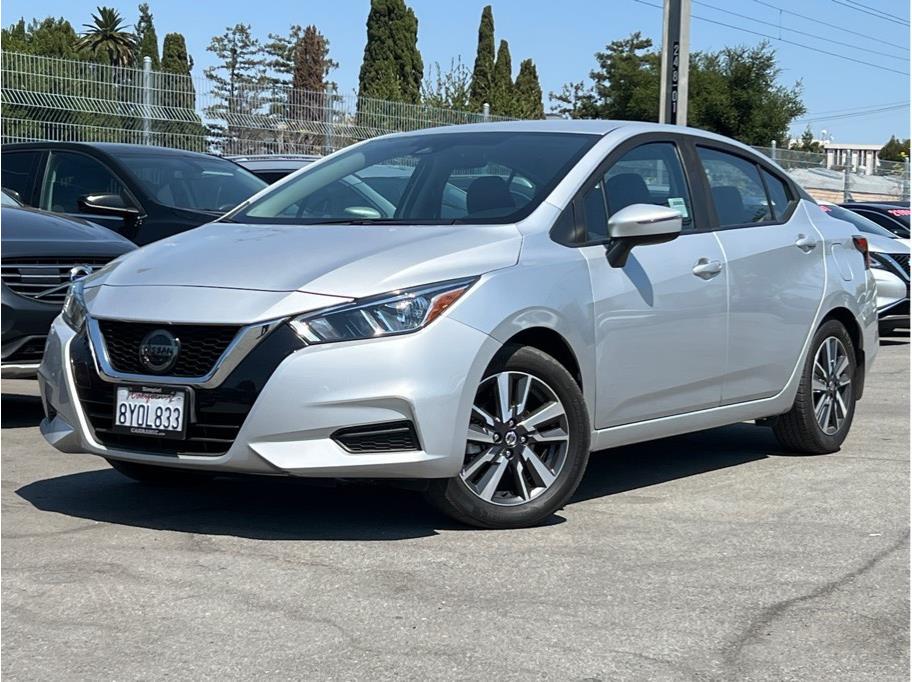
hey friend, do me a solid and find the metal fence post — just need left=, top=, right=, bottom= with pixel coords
left=904, top=159, right=911, bottom=202
left=324, top=83, right=336, bottom=155
left=843, top=152, right=852, bottom=202
left=142, top=56, right=152, bottom=145
left=482, top=103, right=490, bottom=121
left=770, top=139, right=777, bottom=163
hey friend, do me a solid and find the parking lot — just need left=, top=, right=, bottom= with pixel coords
left=1, top=335, right=908, bottom=680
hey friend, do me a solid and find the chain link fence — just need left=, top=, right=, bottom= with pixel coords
left=753, top=145, right=910, bottom=203
left=2, top=51, right=909, bottom=203
left=0, top=51, right=509, bottom=157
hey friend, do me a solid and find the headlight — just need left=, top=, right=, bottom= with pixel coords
left=290, top=278, right=476, bottom=344
left=61, top=280, right=87, bottom=332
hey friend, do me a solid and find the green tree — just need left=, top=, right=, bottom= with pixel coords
left=550, top=34, right=805, bottom=146
left=134, top=3, right=159, bottom=68
left=264, top=24, right=337, bottom=88
left=491, top=39, right=513, bottom=116
left=2, top=17, right=84, bottom=58
left=790, top=125, right=823, bottom=153
left=160, top=32, right=206, bottom=150
left=513, top=58, right=544, bottom=119
left=469, top=5, right=495, bottom=112
left=880, top=135, right=910, bottom=162
left=357, top=0, right=423, bottom=105
left=421, top=57, right=472, bottom=111
left=77, top=6, right=136, bottom=66
left=204, top=24, right=268, bottom=153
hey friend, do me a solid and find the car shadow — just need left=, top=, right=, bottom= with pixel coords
left=2, top=392, right=44, bottom=429
left=16, top=422, right=790, bottom=541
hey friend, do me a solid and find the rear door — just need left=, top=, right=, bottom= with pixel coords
left=578, top=137, right=728, bottom=428
left=695, top=143, right=825, bottom=404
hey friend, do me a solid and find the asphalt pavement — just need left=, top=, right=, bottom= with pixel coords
left=2, top=334, right=909, bottom=680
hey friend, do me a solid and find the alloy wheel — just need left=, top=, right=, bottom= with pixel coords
left=461, top=371, right=570, bottom=506
left=811, top=336, right=852, bottom=436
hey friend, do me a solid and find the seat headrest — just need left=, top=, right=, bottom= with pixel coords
left=604, top=173, right=652, bottom=211
left=466, top=176, right=515, bottom=217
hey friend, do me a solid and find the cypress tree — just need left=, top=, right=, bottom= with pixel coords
left=161, top=32, right=205, bottom=149
left=134, top=3, right=160, bottom=68
left=357, top=0, right=423, bottom=104
left=514, top=58, right=544, bottom=119
left=491, top=39, right=513, bottom=116
left=469, top=5, right=495, bottom=112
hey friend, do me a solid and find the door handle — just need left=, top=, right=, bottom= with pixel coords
left=795, top=234, right=817, bottom=252
left=692, top=258, right=723, bottom=279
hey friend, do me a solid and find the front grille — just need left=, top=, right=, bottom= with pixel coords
left=5, top=336, right=46, bottom=363
left=1, top=257, right=112, bottom=305
left=70, top=325, right=304, bottom=457
left=332, top=421, right=420, bottom=453
left=889, top=253, right=909, bottom=274
left=98, top=320, right=239, bottom=377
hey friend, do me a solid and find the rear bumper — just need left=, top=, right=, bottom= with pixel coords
left=39, top=314, right=499, bottom=479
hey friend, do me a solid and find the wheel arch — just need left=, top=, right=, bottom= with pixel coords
left=502, top=327, right=584, bottom=392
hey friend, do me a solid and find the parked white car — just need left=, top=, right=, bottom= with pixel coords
left=39, top=121, right=878, bottom=528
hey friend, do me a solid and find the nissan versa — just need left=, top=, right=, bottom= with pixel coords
left=38, top=121, right=878, bottom=528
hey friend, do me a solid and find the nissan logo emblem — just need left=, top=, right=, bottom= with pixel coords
left=138, top=329, right=180, bottom=374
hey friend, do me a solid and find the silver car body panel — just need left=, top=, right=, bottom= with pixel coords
left=38, top=121, right=879, bottom=478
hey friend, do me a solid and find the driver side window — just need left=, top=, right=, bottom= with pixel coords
left=41, top=151, right=131, bottom=214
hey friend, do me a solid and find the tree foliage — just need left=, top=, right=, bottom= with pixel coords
left=513, top=59, right=544, bottom=119
left=77, top=6, right=136, bottom=67
left=880, top=135, right=910, bottom=162
left=421, top=57, right=472, bottom=111
left=2, top=17, right=84, bottom=58
left=469, top=5, right=495, bottom=112
left=550, top=34, right=806, bottom=146
left=491, top=39, right=513, bottom=116
left=790, top=126, right=822, bottom=153
left=357, top=0, right=423, bottom=104
left=160, top=32, right=206, bottom=145
left=134, top=3, right=159, bottom=69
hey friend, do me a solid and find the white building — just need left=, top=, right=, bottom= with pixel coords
left=823, top=142, right=883, bottom=175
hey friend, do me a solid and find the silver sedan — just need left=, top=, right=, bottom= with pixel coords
left=38, top=121, right=878, bottom=528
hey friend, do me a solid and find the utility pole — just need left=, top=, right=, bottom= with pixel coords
left=658, top=0, right=691, bottom=126
left=142, top=56, right=152, bottom=145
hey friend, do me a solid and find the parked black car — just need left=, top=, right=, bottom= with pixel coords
left=1, top=191, right=135, bottom=377
left=227, top=154, right=320, bottom=184
left=2, top=142, right=267, bottom=245
left=840, top=201, right=911, bottom=239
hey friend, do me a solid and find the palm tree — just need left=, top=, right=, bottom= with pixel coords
left=78, top=7, right=136, bottom=67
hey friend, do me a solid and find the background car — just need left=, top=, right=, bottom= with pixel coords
left=2, top=192, right=135, bottom=378
left=840, top=201, right=910, bottom=239
left=820, top=202, right=909, bottom=334
left=2, top=142, right=267, bottom=245
left=228, top=154, right=320, bottom=184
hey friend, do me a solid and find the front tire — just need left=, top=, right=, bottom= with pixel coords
left=106, top=458, right=212, bottom=485
left=773, top=320, right=857, bottom=454
left=427, top=345, right=591, bottom=529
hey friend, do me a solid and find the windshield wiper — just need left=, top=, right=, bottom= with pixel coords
left=300, top=218, right=457, bottom=226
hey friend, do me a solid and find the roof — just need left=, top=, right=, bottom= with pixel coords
left=2, top=141, right=215, bottom=158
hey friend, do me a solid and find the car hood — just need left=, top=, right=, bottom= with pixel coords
left=97, top=221, right=523, bottom=298
left=1, top=206, right=135, bottom=257
left=866, top=232, right=909, bottom=254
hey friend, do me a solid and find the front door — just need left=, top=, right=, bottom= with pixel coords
left=583, top=141, right=728, bottom=429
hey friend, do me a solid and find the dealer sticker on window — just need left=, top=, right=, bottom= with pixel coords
left=667, top=197, right=689, bottom=218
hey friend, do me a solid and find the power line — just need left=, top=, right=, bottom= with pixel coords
left=832, top=0, right=910, bottom=26
left=843, top=0, right=910, bottom=22
left=802, top=100, right=910, bottom=116
left=751, top=0, right=907, bottom=50
left=629, top=0, right=910, bottom=76
left=795, top=103, right=909, bottom=123
left=693, top=0, right=907, bottom=62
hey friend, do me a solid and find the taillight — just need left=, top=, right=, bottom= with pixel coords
left=852, top=235, right=871, bottom=269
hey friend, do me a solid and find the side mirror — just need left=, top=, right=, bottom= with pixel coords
left=343, top=206, right=383, bottom=219
left=605, top=203, right=683, bottom=268
left=2, top=188, right=24, bottom=205
left=78, top=194, right=141, bottom=222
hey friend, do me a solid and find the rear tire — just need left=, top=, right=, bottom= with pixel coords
left=427, top=345, right=591, bottom=529
left=106, top=458, right=213, bottom=485
left=773, top=320, right=857, bottom=454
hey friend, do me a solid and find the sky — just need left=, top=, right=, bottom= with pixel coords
left=2, top=0, right=909, bottom=144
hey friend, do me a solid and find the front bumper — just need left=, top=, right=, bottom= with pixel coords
left=38, top=314, right=499, bottom=479
left=873, top=266, right=909, bottom=324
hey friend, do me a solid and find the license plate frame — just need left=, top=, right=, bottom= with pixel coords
left=111, top=385, right=190, bottom=440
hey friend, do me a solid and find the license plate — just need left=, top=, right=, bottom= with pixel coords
left=112, top=386, right=187, bottom=439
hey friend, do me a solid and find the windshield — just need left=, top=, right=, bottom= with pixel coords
left=820, top=203, right=899, bottom=239
left=124, top=154, right=266, bottom=212
left=232, top=131, right=597, bottom=225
